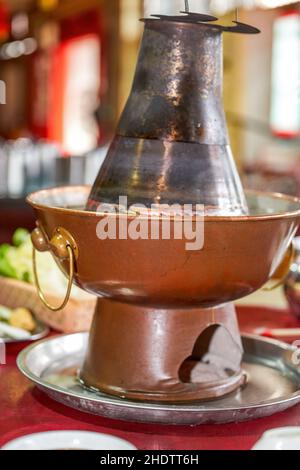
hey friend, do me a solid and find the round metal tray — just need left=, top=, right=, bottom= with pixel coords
left=17, top=333, right=300, bottom=425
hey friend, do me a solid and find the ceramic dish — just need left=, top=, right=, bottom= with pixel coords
left=252, top=427, right=300, bottom=450
left=1, top=430, right=137, bottom=451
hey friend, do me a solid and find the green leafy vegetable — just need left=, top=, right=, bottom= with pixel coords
left=0, top=228, right=90, bottom=300
left=0, top=257, right=17, bottom=278
left=0, top=244, right=10, bottom=258
left=12, top=228, right=30, bottom=247
left=0, top=229, right=32, bottom=283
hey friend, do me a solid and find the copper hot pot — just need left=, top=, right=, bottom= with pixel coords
left=28, top=186, right=300, bottom=403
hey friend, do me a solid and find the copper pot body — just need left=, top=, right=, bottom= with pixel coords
left=29, top=187, right=300, bottom=309
left=28, top=186, right=300, bottom=402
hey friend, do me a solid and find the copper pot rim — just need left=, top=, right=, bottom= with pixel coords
left=26, top=185, right=300, bottom=222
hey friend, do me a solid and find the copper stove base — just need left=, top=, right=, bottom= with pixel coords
left=80, top=300, right=245, bottom=403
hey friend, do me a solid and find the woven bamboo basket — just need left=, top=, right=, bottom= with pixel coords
left=0, top=277, right=96, bottom=333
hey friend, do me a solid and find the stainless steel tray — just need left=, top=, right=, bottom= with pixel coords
left=17, top=333, right=300, bottom=425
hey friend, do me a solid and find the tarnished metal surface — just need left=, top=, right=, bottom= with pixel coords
left=148, top=12, right=260, bottom=34
left=17, top=333, right=300, bottom=425
left=150, top=12, right=218, bottom=23
left=145, top=12, right=260, bottom=35
left=90, top=138, right=247, bottom=208
left=87, top=21, right=249, bottom=211
left=87, top=11, right=259, bottom=209
left=118, top=21, right=226, bottom=144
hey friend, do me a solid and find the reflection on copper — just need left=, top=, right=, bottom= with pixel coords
left=131, top=139, right=144, bottom=187
left=156, top=141, right=172, bottom=197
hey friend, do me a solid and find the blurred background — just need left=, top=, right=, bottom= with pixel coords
left=0, top=0, right=300, bottom=240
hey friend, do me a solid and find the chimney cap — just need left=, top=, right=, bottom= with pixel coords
left=141, top=12, right=260, bottom=34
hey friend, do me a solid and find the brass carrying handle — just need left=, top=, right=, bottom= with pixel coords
left=31, top=224, right=77, bottom=312
left=263, top=242, right=295, bottom=292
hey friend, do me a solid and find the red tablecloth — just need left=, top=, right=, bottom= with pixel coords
left=1, top=306, right=300, bottom=451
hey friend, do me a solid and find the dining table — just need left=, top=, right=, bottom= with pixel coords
left=1, top=304, right=300, bottom=451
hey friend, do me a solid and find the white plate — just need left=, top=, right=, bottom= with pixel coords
left=0, top=319, right=49, bottom=344
left=252, top=427, right=300, bottom=450
left=1, top=431, right=137, bottom=451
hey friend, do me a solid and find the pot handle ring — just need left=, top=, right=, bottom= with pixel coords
left=31, top=224, right=77, bottom=312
